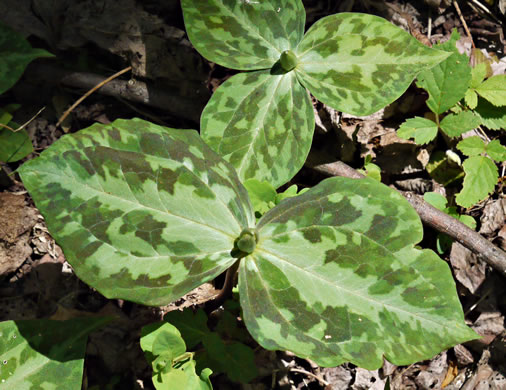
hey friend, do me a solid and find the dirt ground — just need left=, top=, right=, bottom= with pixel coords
left=0, top=0, right=505, bottom=389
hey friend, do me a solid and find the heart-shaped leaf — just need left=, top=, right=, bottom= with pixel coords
left=240, top=177, right=477, bottom=369
left=0, top=318, right=110, bottom=389
left=0, top=22, right=53, bottom=95
left=181, top=0, right=305, bottom=70
left=18, top=118, right=255, bottom=305
left=294, top=13, right=449, bottom=116
left=201, top=70, right=314, bottom=187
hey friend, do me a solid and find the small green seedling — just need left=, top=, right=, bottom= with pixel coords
left=397, top=30, right=506, bottom=208
left=0, top=318, right=110, bottom=389
left=141, top=322, right=213, bottom=390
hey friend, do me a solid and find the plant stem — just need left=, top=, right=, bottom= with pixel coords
left=205, top=259, right=240, bottom=313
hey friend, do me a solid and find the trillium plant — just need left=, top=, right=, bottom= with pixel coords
left=16, top=0, right=478, bottom=382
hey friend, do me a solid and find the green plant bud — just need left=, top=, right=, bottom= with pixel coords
left=236, top=228, right=257, bottom=254
left=280, top=50, right=298, bottom=72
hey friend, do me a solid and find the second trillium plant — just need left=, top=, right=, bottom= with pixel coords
left=182, top=0, right=449, bottom=187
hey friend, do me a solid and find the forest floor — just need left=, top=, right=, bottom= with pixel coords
left=0, top=0, right=505, bottom=389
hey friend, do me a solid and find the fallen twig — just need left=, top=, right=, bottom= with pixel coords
left=26, top=63, right=206, bottom=124
left=306, top=159, right=506, bottom=277
left=56, top=66, right=132, bottom=127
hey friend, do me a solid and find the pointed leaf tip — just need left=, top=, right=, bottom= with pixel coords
left=18, top=118, right=255, bottom=305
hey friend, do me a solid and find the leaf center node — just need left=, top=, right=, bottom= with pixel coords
left=279, top=50, right=298, bottom=72
left=235, top=228, right=258, bottom=255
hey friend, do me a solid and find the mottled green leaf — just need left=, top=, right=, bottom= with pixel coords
left=475, top=75, right=506, bottom=106
left=240, top=177, right=477, bottom=369
left=0, top=127, right=33, bottom=162
left=473, top=98, right=506, bottom=130
left=201, top=70, right=314, bottom=187
left=0, top=317, right=110, bottom=389
left=456, top=156, right=498, bottom=207
left=486, top=140, right=506, bottom=162
left=416, top=31, right=471, bottom=114
left=457, top=136, right=485, bottom=157
left=295, top=13, right=449, bottom=116
left=181, top=0, right=305, bottom=70
left=439, top=111, right=482, bottom=138
left=0, top=22, right=53, bottom=95
left=18, top=118, right=254, bottom=305
left=397, top=117, right=438, bottom=144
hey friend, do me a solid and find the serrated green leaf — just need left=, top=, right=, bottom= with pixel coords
left=457, top=136, right=485, bottom=156
left=475, top=75, right=506, bottom=106
left=473, top=97, right=506, bottom=129
left=0, top=317, right=110, bottom=390
left=294, top=13, right=449, bottom=116
left=0, top=22, right=53, bottom=95
left=486, top=139, right=506, bottom=162
left=456, top=156, right=498, bottom=207
left=0, top=127, right=33, bottom=162
left=416, top=32, right=471, bottom=114
left=397, top=117, right=438, bottom=144
left=201, top=70, right=314, bottom=187
left=470, top=63, right=487, bottom=88
left=240, top=177, right=477, bottom=369
left=18, top=118, right=255, bottom=306
left=439, top=111, right=482, bottom=138
left=423, top=192, right=447, bottom=211
left=181, top=0, right=305, bottom=70
left=465, top=89, right=478, bottom=109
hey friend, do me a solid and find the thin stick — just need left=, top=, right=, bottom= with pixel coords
left=0, top=107, right=45, bottom=132
left=56, top=66, right=132, bottom=127
left=453, top=1, right=476, bottom=49
left=467, top=0, right=502, bottom=24
left=307, top=160, right=506, bottom=277
left=290, top=368, right=330, bottom=387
